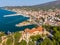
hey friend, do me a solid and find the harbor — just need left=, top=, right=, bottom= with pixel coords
left=16, top=21, right=32, bottom=27
left=0, top=9, right=36, bottom=32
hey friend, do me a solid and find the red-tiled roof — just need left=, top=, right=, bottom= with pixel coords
left=24, top=26, right=43, bottom=34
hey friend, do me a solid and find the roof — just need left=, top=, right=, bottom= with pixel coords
left=24, top=26, right=43, bottom=34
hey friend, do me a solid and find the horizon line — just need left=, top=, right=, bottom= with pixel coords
left=0, top=0, right=56, bottom=7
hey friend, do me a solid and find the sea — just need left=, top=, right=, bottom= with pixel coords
left=0, top=9, right=36, bottom=33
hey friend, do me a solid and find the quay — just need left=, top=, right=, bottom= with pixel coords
left=3, top=14, right=29, bottom=17
left=16, top=21, right=32, bottom=27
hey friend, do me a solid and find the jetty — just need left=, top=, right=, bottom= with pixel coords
left=3, top=14, right=29, bottom=17
left=16, top=21, right=32, bottom=27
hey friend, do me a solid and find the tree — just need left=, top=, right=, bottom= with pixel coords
left=30, top=35, right=41, bottom=42
left=14, top=32, right=22, bottom=45
left=53, top=31, right=60, bottom=45
left=19, top=40, right=27, bottom=45
left=6, top=36, right=13, bottom=45
left=39, top=38, right=53, bottom=45
left=28, top=41, right=35, bottom=45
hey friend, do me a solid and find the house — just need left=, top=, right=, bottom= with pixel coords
left=19, top=26, right=45, bottom=43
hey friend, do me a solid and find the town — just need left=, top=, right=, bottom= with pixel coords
left=5, top=7, right=60, bottom=26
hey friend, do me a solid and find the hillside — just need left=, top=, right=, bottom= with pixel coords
left=32, top=0, right=60, bottom=9
left=3, top=0, right=60, bottom=10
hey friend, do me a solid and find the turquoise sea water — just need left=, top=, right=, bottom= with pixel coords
left=0, top=9, right=36, bottom=33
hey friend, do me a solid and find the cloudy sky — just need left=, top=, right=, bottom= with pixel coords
left=0, top=0, right=56, bottom=7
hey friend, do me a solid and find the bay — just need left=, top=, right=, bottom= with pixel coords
left=0, top=9, right=36, bottom=33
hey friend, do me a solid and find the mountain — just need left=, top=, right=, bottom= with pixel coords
left=31, top=0, right=60, bottom=9
left=3, top=0, right=60, bottom=10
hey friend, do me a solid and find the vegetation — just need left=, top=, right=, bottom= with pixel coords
left=30, top=35, right=41, bottom=42
left=14, top=32, right=22, bottom=45
left=0, top=25, right=60, bottom=45
left=28, top=41, right=35, bottom=45
left=39, top=37, right=54, bottom=45
left=19, top=40, right=27, bottom=45
left=6, top=36, right=13, bottom=45
left=42, top=25, right=60, bottom=45
left=0, top=37, right=2, bottom=43
left=0, top=32, right=6, bottom=37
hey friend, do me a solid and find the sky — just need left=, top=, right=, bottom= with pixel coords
left=0, top=0, right=56, bottom=7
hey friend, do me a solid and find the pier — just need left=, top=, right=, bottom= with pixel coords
left=16, top=21, right=32, bottom=27
left=3, top=14, right=29, bottom=17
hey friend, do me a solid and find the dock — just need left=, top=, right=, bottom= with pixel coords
left=3, top=14, right=29, bottom=17
left=16, top=21, right=32, bottom=27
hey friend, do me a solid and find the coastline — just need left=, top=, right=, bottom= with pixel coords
left=16, top=21, right=32, bottom=27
